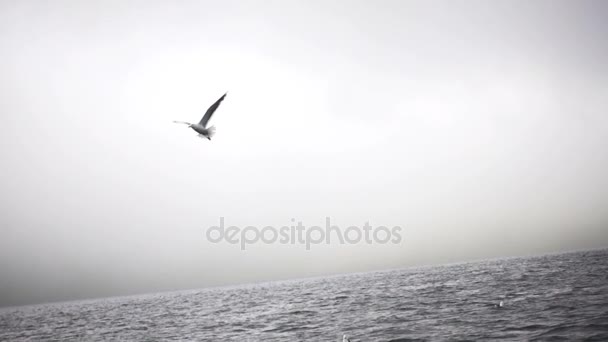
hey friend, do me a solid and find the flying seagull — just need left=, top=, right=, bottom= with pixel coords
left=173, top=92, right=227, bottom=140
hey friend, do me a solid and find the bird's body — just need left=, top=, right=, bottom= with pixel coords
left=190, top=124, right=216, bottom=140
left=173, top=93, right=226, bottom=140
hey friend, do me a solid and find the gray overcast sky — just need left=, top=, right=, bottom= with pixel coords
left=1, top=0, right=607, bottom=307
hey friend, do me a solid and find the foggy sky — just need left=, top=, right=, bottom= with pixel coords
left=1, top=0, right=607, bottom=307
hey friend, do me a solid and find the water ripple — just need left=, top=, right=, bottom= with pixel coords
left=1, top=249, right=607, bottom=341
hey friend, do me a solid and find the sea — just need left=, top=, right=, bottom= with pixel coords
left=1, top=249, right=607, bottom=341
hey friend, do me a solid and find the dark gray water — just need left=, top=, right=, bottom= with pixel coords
left=1, top=249, right=607, bottom=341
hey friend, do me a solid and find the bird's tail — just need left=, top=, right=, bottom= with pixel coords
left=207, top=126, right=216, bottom=138
left=173, top=120, right=191, bottom=126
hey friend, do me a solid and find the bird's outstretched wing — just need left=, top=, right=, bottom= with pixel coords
left=173, top=120, right=191, bottom=125
left=199, top=93, right=227, bottom=127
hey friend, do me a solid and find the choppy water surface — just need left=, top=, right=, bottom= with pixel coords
left=1, top=249, right=607, bottom=341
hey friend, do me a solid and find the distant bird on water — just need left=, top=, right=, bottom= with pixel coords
left=173, top=92, right=227, bottom=140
